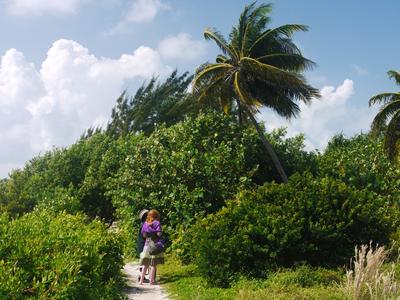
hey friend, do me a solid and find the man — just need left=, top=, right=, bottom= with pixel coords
left=137, top=209, right=149, bottom=282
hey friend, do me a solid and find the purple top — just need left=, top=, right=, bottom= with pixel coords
left=141, top=220, right=163, bottom=247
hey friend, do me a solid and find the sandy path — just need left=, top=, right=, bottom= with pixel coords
left=123, top=262, right=169, bottom=300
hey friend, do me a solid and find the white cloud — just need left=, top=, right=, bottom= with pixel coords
left=158, top=33, right=208, bottom=61
left=352, top=64, right=369, bottom=76
left=108, top=0, right=168, bottom=34
left=126, top=0, right=167, bottom=23
left=260, top=79, right=376, bottom=151
left=0, top=39, right=170, bottom=177
left=6, top=0, right=88, bottom=16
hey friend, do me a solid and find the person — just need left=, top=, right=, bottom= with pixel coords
left=139, top=209, right=164, bottom=285
left=137, top=209, right=149, bottom=256
left=137, top=209, right=149, bottom=282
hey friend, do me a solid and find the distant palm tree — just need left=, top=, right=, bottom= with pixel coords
left=193, top=2, right=319, bottom=183
left=369, top=70, right=400, bottom=161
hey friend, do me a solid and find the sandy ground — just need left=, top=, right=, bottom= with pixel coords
left=123, top=262, right=169, bottom=300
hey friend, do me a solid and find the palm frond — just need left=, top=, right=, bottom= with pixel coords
left=257, top=53, right=316, bottom=72
left=248, top=2, right=273, bottom=19
left=387, top=70, right=400, bottom=86
left=194, top=76, right=225, bottom=101
left=249, top=24, right=308, bottom=55
left=233, top=72, right=262, bottom=110
left=234, top=1, right=257, bottom=52
left=204, top=28, right=238, bottom=60
left=369, top=92, right=399, bottom=106
left=265, top=94, right=300, bottom=118
left=193, top=63, right=232, bottom=91
left=193, top=64, right=234, bottom=105
left=280, top=84, right=320, bottom=104
left=251, top=37, right=303, bottom=60
left=248, top=79, right=312, bottom=118
left=240, top=57, right=306, bottom=88
left=216, top=54, right=229, bottom=63
left=249, top=4, right=272, bottom=29
left=237, top=2, right=273, bottom=56
left=240, top=57, right=320, bottom=105
left=194, top=62, right=215, bottom=79
left=220, top=96, right=231, bottom=114
left=370, top=99, right=400, bottom=135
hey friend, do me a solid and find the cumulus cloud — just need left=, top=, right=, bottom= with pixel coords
left=0, top=39, right=170, bottom=177
left=108, top=0, right=168, bottom=34
left=6, top=0, right=88, bottom=16
left=260, top=79, right=376, bottom=151
left=158, top=33, right=208, bottom=61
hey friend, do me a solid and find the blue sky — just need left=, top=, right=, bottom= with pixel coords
left=0, top=0, right=399, bottom=177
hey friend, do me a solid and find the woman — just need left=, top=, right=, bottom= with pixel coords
left=139, top=209, right=164, bottom=285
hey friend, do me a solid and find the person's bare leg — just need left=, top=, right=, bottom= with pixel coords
left=139, top=265, right=148, bottom=285
left=150, top=264, right=157, bottom=284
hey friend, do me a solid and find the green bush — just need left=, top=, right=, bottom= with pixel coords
left=319, top=134, right=400, bottom=201
left=107, top=112, right=260, bottom=257
left=107, top=112, right=316, bottom=257
left=190, top=173, right=397, bottom=287
left=0, top=132, right=118, bottom=222
left=0, top=211, right=125, bottom=299
left=0, top=112, right=316, bottom=259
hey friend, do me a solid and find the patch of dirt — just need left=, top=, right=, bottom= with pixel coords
left=123, top=262, right=169, bottom=300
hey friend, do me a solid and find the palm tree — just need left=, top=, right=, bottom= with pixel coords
left=193, top=2, right=319, bottom=183
left=369, top=70, right=400, bottom=161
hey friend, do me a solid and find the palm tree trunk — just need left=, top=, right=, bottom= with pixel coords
left=237, top=99, right=243, bottom=126
left=244, top=107, right=288, bottom=183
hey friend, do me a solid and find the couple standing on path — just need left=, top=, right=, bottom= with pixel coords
left=137, top=209, right=165, bottom=285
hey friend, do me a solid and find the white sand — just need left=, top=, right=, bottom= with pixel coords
left=123, top=262, right=169, bottom=300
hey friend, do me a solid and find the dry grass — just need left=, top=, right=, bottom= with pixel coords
left=343, top=244, right=400, bottom=300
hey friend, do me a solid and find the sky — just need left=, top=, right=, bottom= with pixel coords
left=0, top=0, right=399, bottom=178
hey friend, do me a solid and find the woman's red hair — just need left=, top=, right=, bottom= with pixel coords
left=146, top=209, right=160, bottom=224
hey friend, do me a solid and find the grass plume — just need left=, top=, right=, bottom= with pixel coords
left=343, top=244, right=400, bottom=299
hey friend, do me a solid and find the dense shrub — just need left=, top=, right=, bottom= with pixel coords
left=107, top=113, right=258, bottom=256
left=189, top=173, right=397, bottom=286
left=0, top=133, right=119, bottom=222
left=107, top=112, right=316, bottom=256
left=319, top=134, right=400, bottom=201
left=0, top=171, right=36, bottom=217
left=108, top=112, right=257, bottom=227
left=75, top=133, right=119, bottom=222
left=0, top=112, right=316, bottom=257
left=0, top=211, right=125, bottom=299
left=259, top=128, right=318, bottom=184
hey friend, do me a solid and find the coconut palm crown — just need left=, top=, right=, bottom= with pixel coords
left=193, top=2, right=320, bottom=182
left=369, top=70, right=400, bottom=161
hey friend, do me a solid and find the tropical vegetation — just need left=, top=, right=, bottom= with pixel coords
left=0, top=1, right=399, bottom=299
left=0, top=211, right=124, bottom=299
left=369, top=70, right=400, bottom=161
left=193, top=2, right=319, bottom=182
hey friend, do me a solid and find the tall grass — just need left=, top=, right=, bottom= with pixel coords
left=343, top=244, right=400, bottom=299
